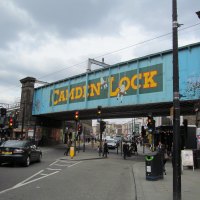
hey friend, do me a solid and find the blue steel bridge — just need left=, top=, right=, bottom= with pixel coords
left=32, top=42, right=200, bottom=121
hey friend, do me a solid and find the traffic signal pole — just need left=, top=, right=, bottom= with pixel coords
left=97, top=106, right=102, bottom=156
left=99, top=124, right=102, bottom=157
left=74, top=111, right=80, bottom=156
left=74, top=121, right=77, bottom=156
left=83, top=127, right=85, bottom=152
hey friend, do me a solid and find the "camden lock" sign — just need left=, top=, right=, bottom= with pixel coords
left=50, top=64, right=163, bottom=106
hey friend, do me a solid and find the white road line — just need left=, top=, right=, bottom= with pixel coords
left=46, top=168, right=61, bottom=171
left=13, top=171, right=59, bottom=188
left=49, top=160, right=59, bottom=166
left=53, top=163, right=69, bottom=167
left=0, top=170, right=59, bottom=195
left=40, top=173, right=49, bottom=176
left=59, top=160, right=77, bottom=163
left=59, top=160, right=76, bottom=163
left=0, top=160, right=82, bottom=195
left=68, top=161, right=82, bottom=168
left=0, top=187, right=16, bottom=195
left=14, top=170, right=44, bottom=187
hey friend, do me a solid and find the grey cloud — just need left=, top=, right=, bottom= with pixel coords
left=0, top=5, right=24, bottom=47
left=2, top=0, right=199, bottom=47
left=14, top=0, right=123, bottom=38
left=1, top=0, right=200, bottom=104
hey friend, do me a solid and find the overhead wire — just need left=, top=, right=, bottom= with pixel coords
left=38, top=22, right=200, bottom=80
left=2, top=22, right=200, bottom=96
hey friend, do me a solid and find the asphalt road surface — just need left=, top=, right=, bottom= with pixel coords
left=0, top=145, right=138, bottom=200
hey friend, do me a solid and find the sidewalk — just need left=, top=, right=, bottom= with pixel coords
left=53, top=143, right=200, bottom=200
left=133, top=145, right=200, bottom=200
left=133, top=161, right=200, bottom=200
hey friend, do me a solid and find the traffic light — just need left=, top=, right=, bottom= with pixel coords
left=147, top=116, right=155, bottom=132
left=9, top=117, right=13, bottom=129
left=74, top=111, right=79, bottom=122
left=97, top=106, right=102, bottom=118
left=100, top=120, right=106, bottom=133
left=183, top=119, right=188, bottom=127
left=141, top=126, right=146, bottom=138
left=78, top=123, right=82, bottom=135
left=0, top=108, right=6, bottom=117
left=183, top=119, right=188, bottom=138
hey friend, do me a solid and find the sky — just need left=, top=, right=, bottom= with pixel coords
left=0, top=0, right=200, bottom=106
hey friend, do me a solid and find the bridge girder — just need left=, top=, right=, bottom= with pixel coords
left=34, top=100, right=197, bottom=121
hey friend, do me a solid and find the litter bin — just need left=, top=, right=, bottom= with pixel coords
left=145, top=152, right=163, bottom=180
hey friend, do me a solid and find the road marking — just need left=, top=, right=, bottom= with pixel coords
left=14, top=170, right=44, bottom=187
left=46, top=167, right=61, bottom=171
left=49, top=159, right=82, bottom=167
left=40, top=173, right=49, bottom=176
left=13, top=171, right=60, bottom=188
left=49, top=160, right=59, bottom=166
left=68, top=161, right=82, bottom=168
left=13, top=170, right=59, bottom=188
left=0, top=170, right=59, bottom=195
left=53, top=163, right=69, bottom=166
left=0, top=187, right=16, bottom=195
left=0, top=159, right=82, bottom=195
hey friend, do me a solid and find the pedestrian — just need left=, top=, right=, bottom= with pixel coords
left=157, top=141, right=168, bottom=175
left=123, top=141, right=129, bottom=159
left=102, top=140, right=108, bottom=158
left=131, top=140, right=138, bottom=155
left=64, top=139, right=72, bottom=156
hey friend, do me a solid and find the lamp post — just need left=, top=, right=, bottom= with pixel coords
left=172, top=0, right=181, bottom=199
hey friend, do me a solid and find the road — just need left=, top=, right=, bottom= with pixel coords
left=0, top=145, right=139, bottom=200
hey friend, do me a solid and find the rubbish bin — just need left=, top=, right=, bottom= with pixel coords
left=145, top=152, right=163, bottom=180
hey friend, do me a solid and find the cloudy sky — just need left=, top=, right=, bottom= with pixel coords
left=0, top=0, right=200, bottom=105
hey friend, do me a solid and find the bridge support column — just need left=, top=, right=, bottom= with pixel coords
left=19, top=77, right=36, bottom=138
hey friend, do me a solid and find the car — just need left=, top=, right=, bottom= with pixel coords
left=114, top=136, right=123, bottom=142
left=107, top=139, right=117, bottom=149
left=0, top=140, right=42, bottom=167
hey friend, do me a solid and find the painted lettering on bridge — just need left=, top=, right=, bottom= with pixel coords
left=49, top=64, right=163, bottom=106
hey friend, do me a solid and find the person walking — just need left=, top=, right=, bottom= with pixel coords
left=64, top=139, right=72, bottom=156
left=123, top=141, right=129, bottom=159
left=102, top=139, right=108, bottom=158
left=131, top=139, right=138, bottom=155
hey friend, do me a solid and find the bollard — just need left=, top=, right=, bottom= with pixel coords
left=70, top=147, right=75, bottom=159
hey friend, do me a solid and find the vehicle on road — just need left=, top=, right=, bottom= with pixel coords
left=0, top=140, right=42, bottom=167
left=107, top=139, right=117, bottom=149
left=114, top=135, right=123, bottom=142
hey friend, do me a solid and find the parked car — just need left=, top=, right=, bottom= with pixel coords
left=107, top=139, right=117, bottom=149
left=0, top=140, right=42, bottom=167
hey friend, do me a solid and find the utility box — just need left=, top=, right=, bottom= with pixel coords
left=145, top=152, right=163, bottom=180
